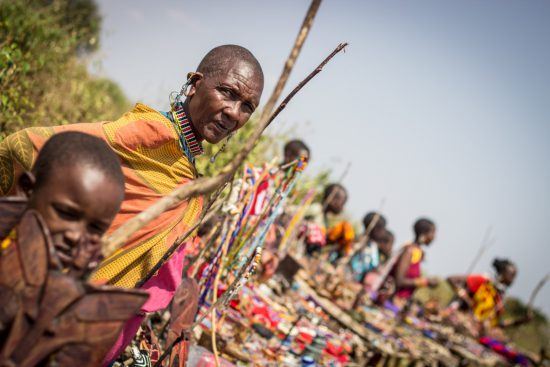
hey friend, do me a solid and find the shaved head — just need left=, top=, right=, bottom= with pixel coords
left=196, top=44, right=264, bottom=84
left=185, top=45, right=264, bottom=144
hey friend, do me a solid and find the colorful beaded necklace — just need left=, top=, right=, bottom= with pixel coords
left=170, top=102, right=204, bottom=158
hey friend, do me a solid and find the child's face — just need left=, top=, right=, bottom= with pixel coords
left=283, top=147, right=309, bottom=165
left=25, top=164, right=123, bottom=274
left=424, top=227, right=436, bottom=245
left=378, top=238, right=394, bottom=256
left=326, top=188, right=347, bottom=215
left=501, top=265, right=517, bottom=287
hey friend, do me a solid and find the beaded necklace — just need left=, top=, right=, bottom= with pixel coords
left=170, top=102, right=204, bottom=159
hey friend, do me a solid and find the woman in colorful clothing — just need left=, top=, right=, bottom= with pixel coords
left=447, top=258, right=532, bottom=366
left=391, top=218, right=439, bottom=307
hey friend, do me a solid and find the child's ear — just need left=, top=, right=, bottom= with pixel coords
left=17, top=171, right=36, bottom=198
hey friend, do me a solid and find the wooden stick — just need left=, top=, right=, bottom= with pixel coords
left=260, top=0, right=322, bottom=120
left=154, top=252, right=256, bottom=367
left=133, top=192, right=224, bottom=288
left=102, top=43, right=348, bottom=257
left=527, top=273, right=549, bottom=309
left=322, top=161, right=352, bottom=212
left=466, top=226, right=495, bottom=274
left=211, top=218, right=233, bottom=367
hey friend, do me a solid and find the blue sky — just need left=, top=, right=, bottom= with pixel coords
left=91, top=0, right=549, bottom=313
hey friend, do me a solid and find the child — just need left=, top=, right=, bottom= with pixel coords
left=348, top=212, right=387, bottom=283
left=323, top=183, right=355, bottom=261
left=377, top=230, right=394, bottom=265
left=0, top=132, right=146, bottom=366
left=282, top=139, right=310, bottom=166
left=2, top=131, right=125, bottom=274
left=391, top=218, right=438, bottom=307
left=447, top=258, right=530, bottom=329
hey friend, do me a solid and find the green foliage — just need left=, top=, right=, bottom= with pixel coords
left=0, top=0, right=128, bottom=138
left=502, top=297, right=550, bottom=354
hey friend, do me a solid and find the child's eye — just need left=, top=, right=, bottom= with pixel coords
left=88, top=222, right=108, bottom=236
left=54, top=204, right=80, bottom=221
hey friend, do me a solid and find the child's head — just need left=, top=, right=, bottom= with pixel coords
left=362, top=211, right=387, bottom=241
left=413, top=218, right=436, bottom=245
left=492, top=257, right=517, bottom=287
left=377, top=229, right=394, bottom=256
left=283, top=139, right=310, bottom=165
left=323, top=183, right=347, bottom=215
left=18, top=132, right=124, bottom=273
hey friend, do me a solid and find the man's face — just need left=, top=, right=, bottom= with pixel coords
left=187, top=60, right=263, bottom=144
left=26, top=165, right=123, bottom=275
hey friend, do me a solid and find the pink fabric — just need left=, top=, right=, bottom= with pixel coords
left=196, top=353, right=235, bottom=367
left=102, top=242, right=190, bottom=366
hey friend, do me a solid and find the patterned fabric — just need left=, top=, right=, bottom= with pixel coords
left=0, top=229, right=16, bottom=251
left=479, top=336, right=529, bottom=366
left=349, top=241, right=380, bottom=283
left=327, top=221, right=356, bottom=256
left=0, top=103, right=203, bottom=288
left=467, top=274, right=503, bottom=326
left=171, top=102, right=204, bottom=157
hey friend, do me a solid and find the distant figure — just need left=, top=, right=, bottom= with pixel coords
left=244, top=138, right=309, bottom=281
left=447, top=258, right=530, bottom=329
left=377, top=229, right=394, bottom=265
left=282, top=139, right=310, bottom=166
left=324, top=183, right=355, bottom=261
left=300, top=183, right=350, bottom=257
left=391, top=218, right=438, bottom=306
left=447, top=258, right=532, bottom=366
left=348, top=212, right=387, bottom=283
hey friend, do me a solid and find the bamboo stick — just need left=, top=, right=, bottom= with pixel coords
left=260, top=0, right=322, bottom=119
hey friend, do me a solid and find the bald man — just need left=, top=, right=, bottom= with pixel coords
left=0, top=45, right=264, bottom=362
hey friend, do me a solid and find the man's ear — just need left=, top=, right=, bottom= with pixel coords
left=17, top=171, right=36, bottom=198
left=186, top=72, right=204, bottom=98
